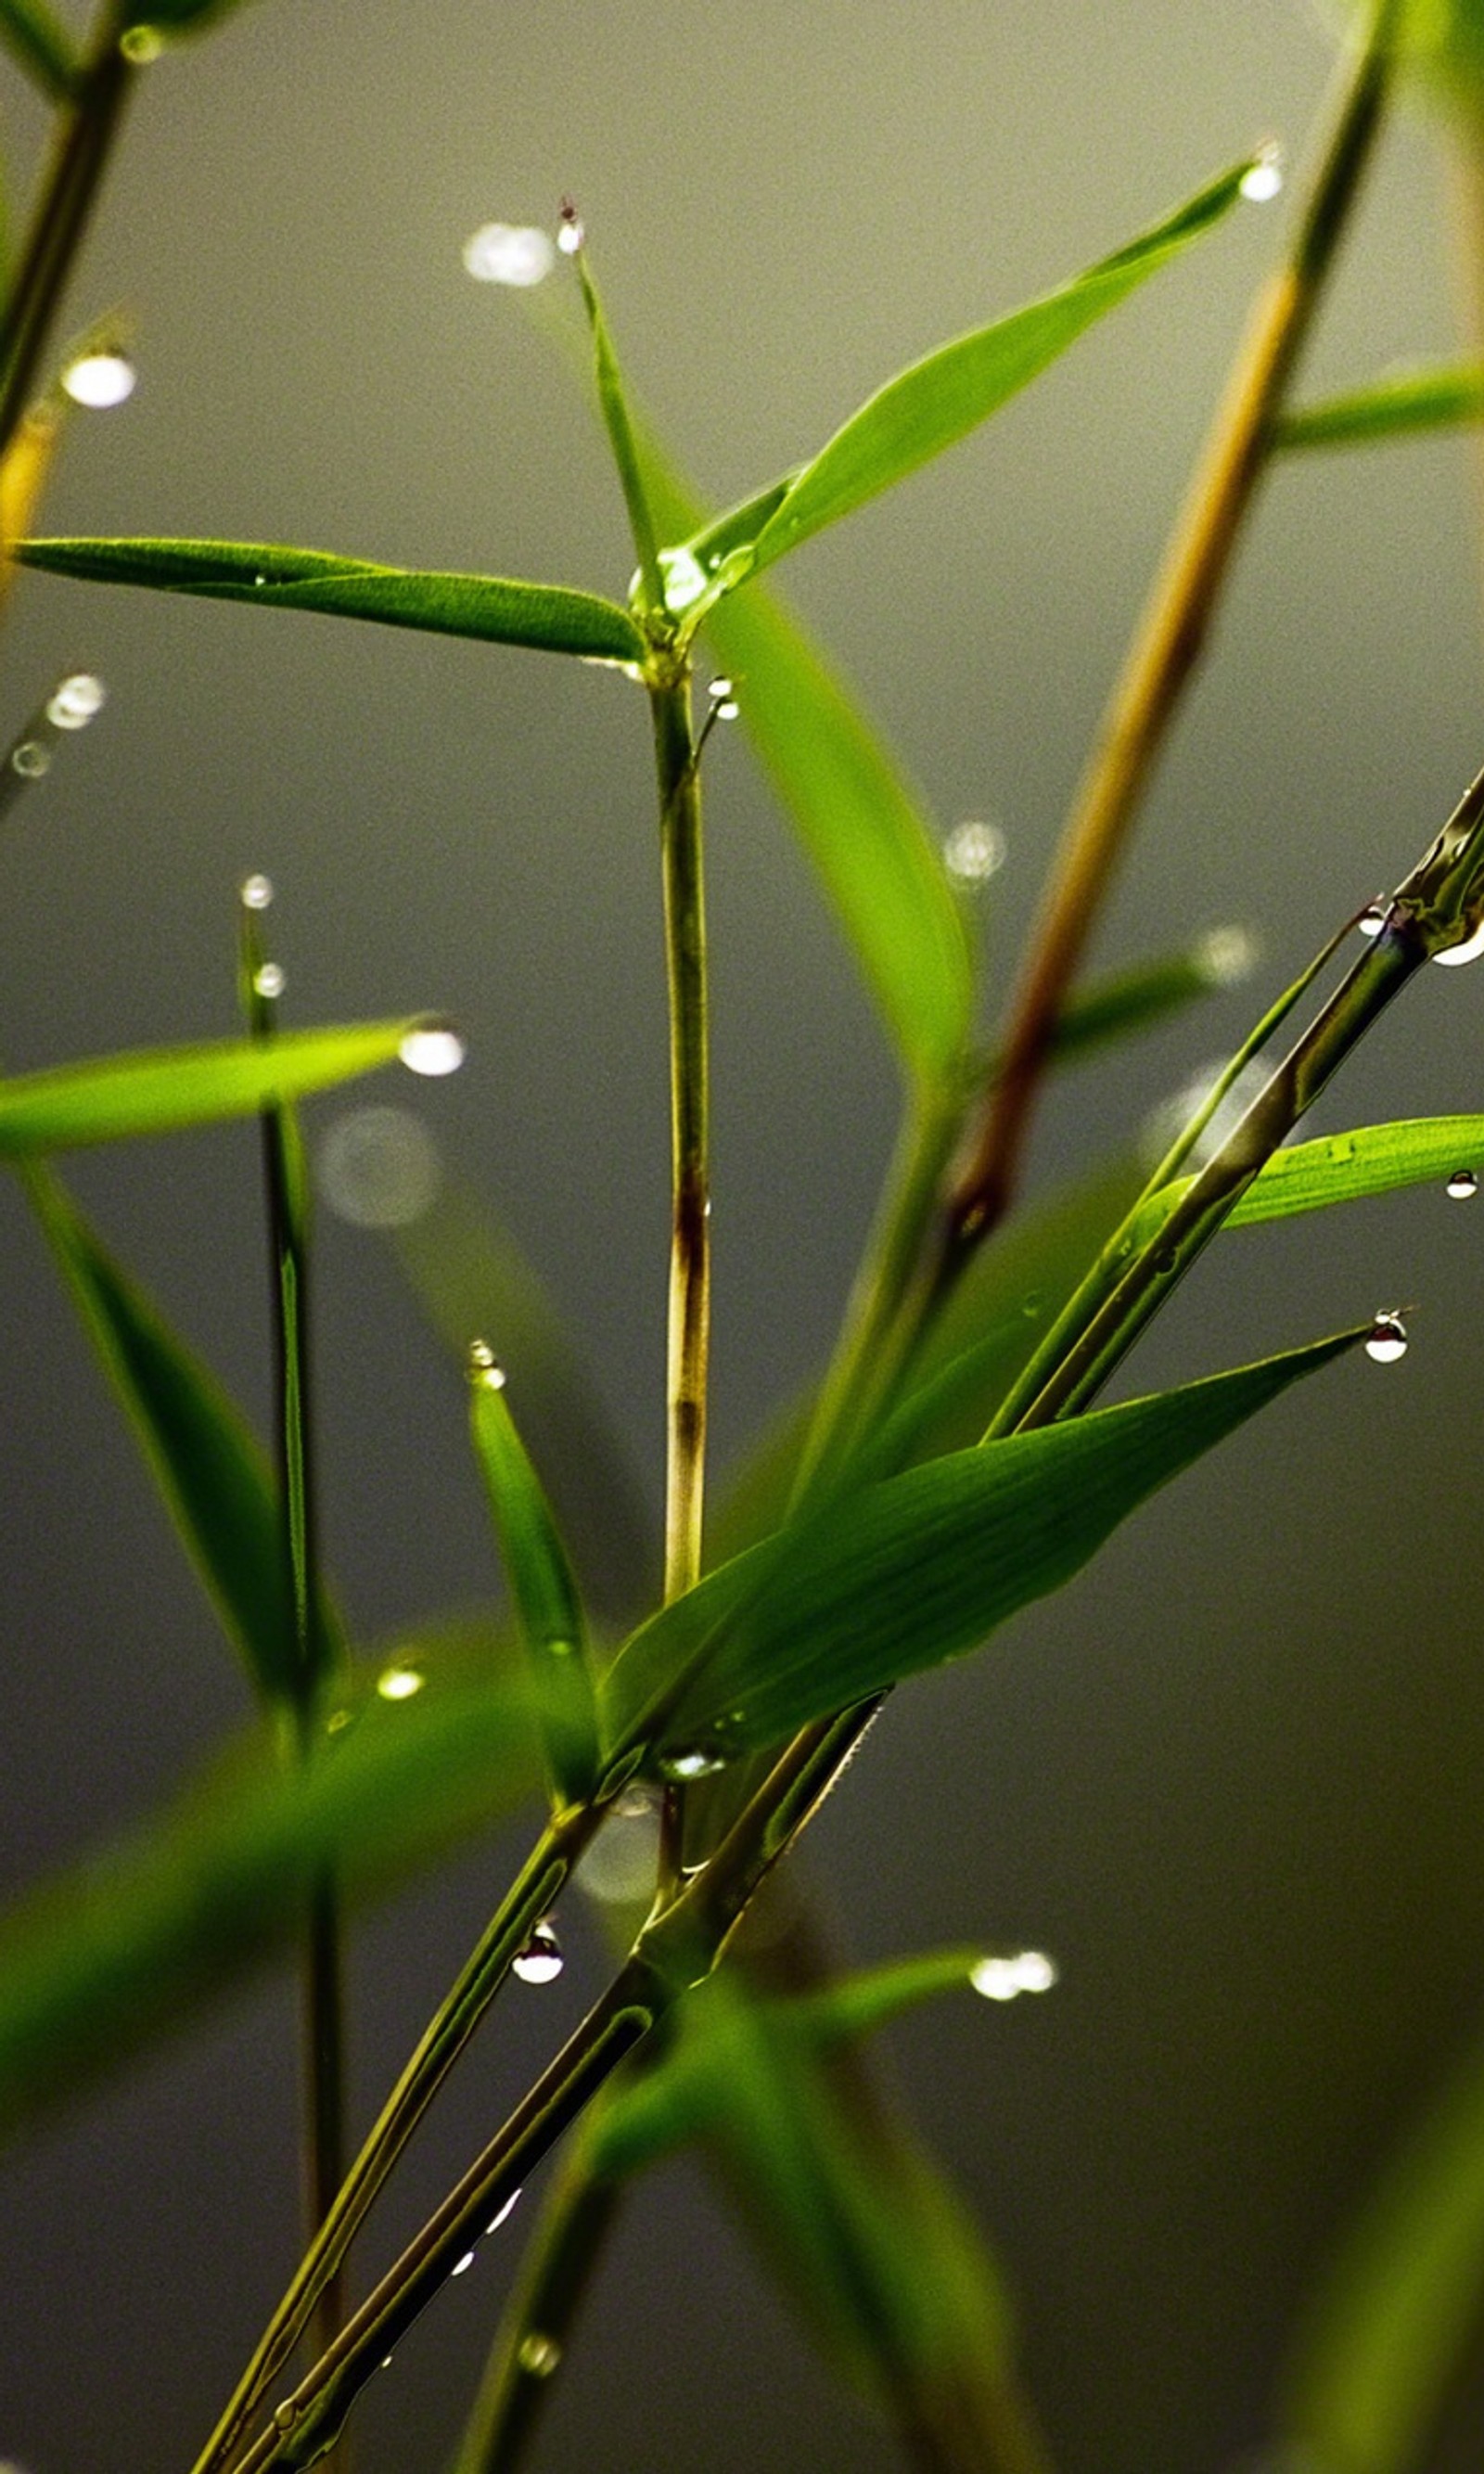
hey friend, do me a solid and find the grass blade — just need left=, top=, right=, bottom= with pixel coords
left=18, top=536, right=646, bottom=663
left=1124, top=1112, right=1484, bottom=1247
left=0, top=0, right=77, bottom=99
left=1274, top=359, right=1484, bottom=451
left=0, top=1018, right=423, bottom=1152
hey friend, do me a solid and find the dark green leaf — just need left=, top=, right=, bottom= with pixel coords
left=608, top=1328, right=1363, bottom=1757
left=18, top=537, right=646, bottom=664
left=1041, top=926, right=1254, bottom=1069
left=0, top=0, right=77, bottom=97
left=0, top=1665, right=542, bottom=2138
left=1273, top=362, right=1484, bottom=453
left=1128, top=1114, right=1484, bottom=1248
left=677, top=161, right=1253, bottom=590
left=0, top=1019, right=419, bottom=1153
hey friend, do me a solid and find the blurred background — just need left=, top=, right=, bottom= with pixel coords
left=5, top=3, right=1484, bottom=2468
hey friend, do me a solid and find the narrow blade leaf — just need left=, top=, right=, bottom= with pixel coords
left=608, top=1328, right=1363, bottom=1758
left=18, top=537, right=646, bottom=664
left=1128, top=1114, right=1484, bottom=1248
left=1274, top=362, right=1484, bottom=454
left=0, top=0, right=77, bottom=97
left=0, top=1019, right=420, bottom=1153
left=680, top=161, right=1253, bottom=588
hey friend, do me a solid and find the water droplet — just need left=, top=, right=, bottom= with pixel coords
left=513, top=1919, right=564, bottom=1984
left=45, top=673, right=106, bottom=730
left=376, top=1664, right=425, bottom=1702
left=1014, top=1949, right=1057, bottom=1993
left=273, top=2403, right=297, bottom=2433
left=1364, top=1312, right=1408, bottom=1364
left=943, top=818, right=1006, bottom=887
left=518, top=2333, right=562, bottom=2378
left=379, top=2354, right=394, bottom=2371
left=1239, top=143, right=1284, bottom=204
left=61, top=351, right=135, bottom=409
left=326, top=1707, right=352, bottom=1735
left=120, top=22, right=165, bottom=60
left=1358, top=905, right=1387, bottom=939
left=487, top=2187, right=522, bottom=2233
left=399, top=1021, right=467, bottom=1077
left=658, top=1748, right=725, bottom=1781
left=574, top=1800, right=660, bottom=1904
left=655, top=546, right=708, bottom=615
left=467, top=1337, right=506, bottom=1387
left=1435, top=917, right=1484, bottom=968
left=319, top=1105, right=441, bottom=1229
left=556, top=197, right=583, bottom=254
left=971, top=1948, right=1059, bottom=2002
left=462, top=223, right=556, bottom=287
left=708, top=676, right=734, bottom=701
left=451, top=2248, right=477, bottom=2276
left=240, top=872, right=274, bottom=911
left=10, top=742, right=48, bottom=778
left=253, top=961, right=285, bottom=1001
left=1448, top=1169, right=1478, bottom=1200
left=253, top=572, right=267, bottom=587
left=1196, top=924, right=1257, bottom=987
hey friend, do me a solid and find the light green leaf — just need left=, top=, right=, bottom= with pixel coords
left=469, top=1358, right=600, bottom=1803
left=1282, top=2013, right=1484, bottom=2474
left=608, top=1328, right=1363, bottom=1758
left=1128, top=1113, right=1484, bottom=1248
left=677, top=161, right=1253, bottom=591
left=1274, top=361, right=1484, bottom=453
left=17, top=537, right=646, bottom=664
left=0, top=0, right=77, bottom=97
left=25, top=1168, right=327, bottom=1704
left=0, top=1664, right=542, bottom=2138
left=0, top=1019, right=420, bottom=1153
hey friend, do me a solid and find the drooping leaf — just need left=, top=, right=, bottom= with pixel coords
left=1273, top=361, right=1484, bottom=453
left=0, top=1663, right=542, bottom=2138
left=1281, top=2011, right=1484, bottom=2474
left=24, top=1167, right=329, bottom=1703
left=468, top=1357, right=600, bottom=1803
left=1040, top=927, right=1255, bottom=1068
left=674, top=161, right=1254, bottom=593
left=607, top=1328, right=1364, bottom=1759
left=1126, top=1114, right=1484, bottom=1249
left=17, top=537, right=646, bottom=664
left=0, top=0, right=77, bottom=97
left=0, top=1019, right=420, bottom=1153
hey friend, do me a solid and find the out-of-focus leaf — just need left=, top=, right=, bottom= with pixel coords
left=0, top=1666, right=542, bottom=2138
left=24, top=1168, right=326, bottom=1703
left=1127, top=1113, right=1484, bottom=1248
left=123, top=0, right=266, bottom=28
left=607, top=1328, right=1363, bottom=1759
left=469, top=1359, right=600, bottom=1803
left=1281, top=2012, right=1484, bottom=2474
left=18, top=537, right=646, bottom=664
left=1274, top=361, right=1484, bottom=452
left=1324, top=0, right=1484, bottom=107
left=0, top=1019, right=418, bottom=1153
left=675, top=162, right=1253, bottom=591
left=0, top=0, right=75, bottom=97
left=1041, top=927, right=1254, bottom=1068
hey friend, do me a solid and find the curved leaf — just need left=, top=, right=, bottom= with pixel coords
left=0, top=1019, right=420, bottom=1153
left=18, top=537, right=646, bottom=664
left=1274, top=361, right=1484, bottom=453
left=1127, top=1114, right=1484, bottom=1248
left=607, top=1327, right=1363, bottom=1759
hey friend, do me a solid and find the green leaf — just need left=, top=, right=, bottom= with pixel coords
left=1281, top=2013, right=1484, bottom=2474
left=17, top=537, right=646, bottom=665
left=0, top=0, right=78, bottom=97
left=0, top=1663, right=542, bottom=2139
left=0, top=1019, right=420, bottom=1153
left=1273, top=361, right=1484, bottom=453
left=468, top=1356, right=601, bottom=1803
left=607, top=1327, right=1363, bottom=1758
left=1128, top=1114, right=1484, bottom=1248
left=677, top=161, right=1254, bottom=591
left=1041, top=926, right=1255, bottom=1069
left=25, top=1167, right=323, bottom=1703
left=567, top=236, right=665, bottom=612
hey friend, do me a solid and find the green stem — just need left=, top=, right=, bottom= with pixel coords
left=0, top=9, right=136, bottom=462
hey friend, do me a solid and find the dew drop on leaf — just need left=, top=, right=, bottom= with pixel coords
left=252, top=962, right=285, bottom=1001
left=45, top=674, right=106, bottom=731
left=1239, top=143, right=1284, bottom=203
left=62, top=352, right=135, bottom=409
left=518, top=2333, right=563, bottom=2378
left=1364, top=1312, right=1407, bottom=1364
left=1434, top=917, right=1484, bottom=968
left=399, top=1022, right=467, bottom=1077
left=240, top=873, right=274, bottom=912
left=1358, top=905, right=1386, bottom=939
left=1447, top=1169, right=1478, bottom=1199
left=513, top=1919, right=564, bottom=1984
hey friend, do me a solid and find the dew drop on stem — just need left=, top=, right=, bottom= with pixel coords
left=513, top=1919, right=564, bottom=1984
left=450, top=2248, right=478, bottom=2276
left=240, top=872, right=274, bottom=912
left=518, top=2333, right=562, bottom=2378
left=1447, top=1169, right=1478, bottom=1200
left=487, top=2187, right=522, bottom=2233
left=252, top=962, right=285, bottom=1001
left=1358, top=905, right=1386, bottom=939
left=1434, top=917, right=1484, bottom=968
left=1364, top=1312, right=1407, bottom=1364
left=399, top=1021, right=467, bottom=1077
left=1238, top=142, right=1284, bottom=204
left=61, top=352, right=135, bottom=409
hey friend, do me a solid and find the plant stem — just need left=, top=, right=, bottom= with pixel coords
left=938, top=0, right=1401, bottom=1273
left=0, top=9, right=137, bottom=462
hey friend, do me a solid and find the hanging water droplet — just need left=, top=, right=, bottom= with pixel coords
left=326, top=1707, right=352, bottom=1735
left=655, top=545, right=708, bottom=615
left=1448, top=1168, right=1478, bottom=1200
left=273, top=2403, right=297, bottom=2433
left=487, top=2187, right=522, bottom=2233
left=120, top=22, right=164, bottom=60
left=943, top=817, right=1006, bottom=887
left=376, top=1664, right=425, bottom=1702
left=512, top=1919, right=564, bottom=1984
left=253, top=572, right=267, bottom=587
left=1364, top=1312, right=1408, bottom=1364
left=462, top=223, right=556, bottom=287
left=451, top=2249, right=477, bottom=2276
left=379, top=2354, right=394, bottom=2372
left=518, top=2333, right=562, bottom=2378
left=399, top=1021, right=467, bottom=1077
left=971, top=1948, right=1059, bottom=2002
left=62, top=351, right=135, bottom=409
left=1239, top=143, right=1284, bottom=204
left=253, top=961, right=286, bottom=1001
left=659, top=1747, right=725, bottom=1782
left=10, top=742, right=48, bottom=778
left=240, top=872, right=274, bottom=912
left=708, top=676, right=734, bottom=702
left=45, top=673, right=106, bottom=730
left=1358, top=904, right=1387, bottom=939
left=556, top=198, right=584, bottom=254
left=467, top=1337, right=506, bottom=1387
left=319, top=1105, right=441, bottom=1228
left=1435, top=917, right=1484, bottom=968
